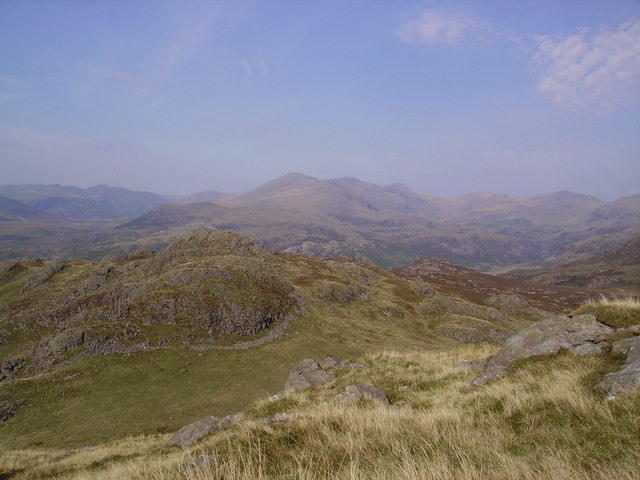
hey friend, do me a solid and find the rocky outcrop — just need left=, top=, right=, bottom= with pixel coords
left=32, top=328, right=86, bottom=368
left=315, top=281, right=369, bottom=304
left=84, top=266, right=113, bottom=291
left=334, top=384, right=390, bottom=405
left=0, top=358, right=25, bottom=382
left=594, top=336, right=640, bottom=398
left=164, top=412, right=243, bottom=448
left=0, top=261, right=27, bottom=285
left=471, top=314, right=612, bottom=387
left=284, top=358, right=335, bottom=394
left=150, top=230, right=273, bottom=271
left=20, top=261, right=68, bottom=293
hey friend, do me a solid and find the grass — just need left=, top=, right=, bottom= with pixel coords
left=573, top=296, right=640, bottom=328
left=2, top=345, right=637, bottom=479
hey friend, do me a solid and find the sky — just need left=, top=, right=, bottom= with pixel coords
left=0, top=0, right=639, bottom=201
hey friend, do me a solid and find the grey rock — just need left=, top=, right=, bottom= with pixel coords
left=612, top=336, right=639, bottom=356
left=0, top=358, right=25, bottom=382
left=164, top=412, right=243, bottom=448
left=319, top=355, right=343, bottom=370
left=334, top=384, right=391, bottom=405
left=594, top=336, right=640, bottom=397
left=85, top=266, right=112, bottom=291
left=284, top=358, right=334, bottom=394
left=471, top=314, right=613, bottom=387
left=571, top=342, right=605, bottom=356
left=615, top=324, right=640, bottom=336
left=49, top=329, right=85, bottom=354
left=456, top=357, right=489, bottom=372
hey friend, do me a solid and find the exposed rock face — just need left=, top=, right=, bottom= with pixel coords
left=284, top=358, right=335, bottom=394
left=164, top=412, right=243, bottom=448
left=594, top=336, right=640, bottom=397
left=20, top=261, right=68, bottom=293
left=32, top=329, right=86, bottom=369
left=334, top=384, right=390, bottom=405
left=0, top=358, right=25, bottom=382
left=471, top=314, right=612, bottom=387
left=84, top=266, right=113, bottom=291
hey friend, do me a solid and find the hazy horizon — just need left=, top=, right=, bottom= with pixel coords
left=1, top=0, right=639, bottom=202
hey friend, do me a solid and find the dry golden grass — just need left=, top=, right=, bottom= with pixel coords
left=3, top=345, right=638, bottom=480
left=574, top=295, right=640, bottom=328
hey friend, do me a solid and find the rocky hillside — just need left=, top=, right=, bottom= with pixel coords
left=0, top=229, right=601, bottom=451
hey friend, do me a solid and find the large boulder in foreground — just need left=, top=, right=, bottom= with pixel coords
left=594, top=336, right=640, bottom=398
left=471, top=314, right=612, bottom=387
left=164, top=412, right=243, bottom=448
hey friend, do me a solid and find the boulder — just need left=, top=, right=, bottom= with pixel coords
left=471, top=314, right=612, bottom=387
left=319, top=355, right=343, bottom=370
left=48, top=329, right=85, bottom=354
left=284, top=358, right=334, bottom=394
left=594, top=336, right=640, bottom=397
left=164, top=412, right=243, bottom=448
left=334, top=384, right=390, bottom=405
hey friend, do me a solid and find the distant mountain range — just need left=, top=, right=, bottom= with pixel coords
left=0, top=173, right=638, bottom=286
left=0, top=184, right=170, bottom=219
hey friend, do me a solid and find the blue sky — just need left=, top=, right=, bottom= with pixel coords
left=0, top=0, right=638, bottom=200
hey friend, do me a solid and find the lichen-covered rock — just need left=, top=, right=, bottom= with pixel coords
left=284, top=358, right=334, bottom=394
left=334, top=384, right=390, bottom=405
left=164, top=412, right=243, bottom=448
left=594, top=336, right=640, bottom=397
left=471, top=314, right=612, bottom=387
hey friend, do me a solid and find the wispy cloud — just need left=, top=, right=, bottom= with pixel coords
left=239, top=57, right=270, bottom=76
left=532, top=18, right=640, bottom=114
left=396, top=9, right=489, bottom=47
